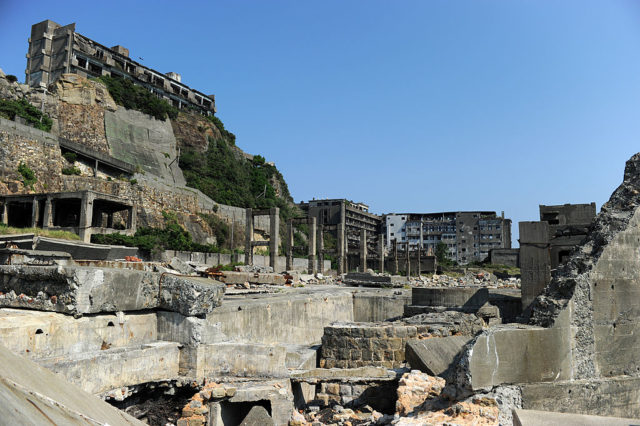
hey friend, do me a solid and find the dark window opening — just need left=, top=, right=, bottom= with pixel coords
left=88, top=62, right=102, bottom=74
left=35, top=329, right=43, bottom=334
left=7, top=202, right=33, bottom=228
left=542, top=212, right=560, bottom=225
left=76, top=56, right=87, bottom=68
left=107, top=321, right=115, bottom=327
left=52, top=198, right=81, bottom=227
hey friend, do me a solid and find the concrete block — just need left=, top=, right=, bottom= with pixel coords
left=183, top=343, right=288, bottom=378
left=38, top=341, right=180, bottom=394
left=352, top=289, right=410, bottom=322
left=159, top=274, right=225, bottom=316
left=405, top=335, right=471, bottom=378
left=156, top=311, right=227, bottom=346
left=239, top=405, right=274, bottom=425
left=513, top=409, right=640, bottom=426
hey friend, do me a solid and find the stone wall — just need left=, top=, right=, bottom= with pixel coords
left=321, top=312, right=483, bottom=369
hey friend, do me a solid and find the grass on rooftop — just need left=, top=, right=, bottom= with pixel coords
left=0, top=224, right=81, bottom=241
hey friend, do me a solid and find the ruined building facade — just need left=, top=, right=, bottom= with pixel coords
left=384, top=211, right=512, bottom=264
left=519, top=202, right=596, bottom=310
left=25, top=20, right=216, bottom=113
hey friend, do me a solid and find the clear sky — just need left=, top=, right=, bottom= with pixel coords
left=2, top=0, right=640, bottom=245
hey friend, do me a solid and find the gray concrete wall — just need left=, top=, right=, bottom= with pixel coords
left=206, top=289, right=354, bottom=345
left=590, top=207, right=640, bottom=377
left=411, top=287, right=489, bottom=310
left=352, top=289, right=411, bottom=322
left=0, top=309, right=156, bottom=359
left=104, top=108, right=185, bottom=186
left=38, top=341, right=180, bottom=394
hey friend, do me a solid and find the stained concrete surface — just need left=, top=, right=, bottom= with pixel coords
left=405, top=335, right=471, bottom=378
left=513, top=409, right=640, bottom=426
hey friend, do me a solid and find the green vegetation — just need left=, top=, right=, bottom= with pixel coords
left=467, top=262, right=521, bottom=276
left=62, top=166, right=82, bottom=175
left=62, top=152, right=77, bottom=163
left=17, top=162, right=37, bottom=189
left=435, top=241, right=453, bottom=267
left=198, top=213, right=230, bottom=248
left=91, top=212, right=221, bottom=253
left=0, top=223, right=80, bottom=240
left=0, top=98, right=52, bottom=131
left=6, top=75, right=18, bottom=83
left=96, top=75, right=178, bottom=121
left=206, top=115, right=236, bottom=145
left=180, top=135, right=295, bottom=218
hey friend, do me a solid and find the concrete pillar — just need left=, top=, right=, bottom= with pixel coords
left=1, top=201, right=7, bottom=225
left=406, top=242, right=411, bottom=278
left=269, top=207, right=280, bottom=271
left=417, top=244, right=421, bottom=277
left=245, top=208, right=253, bottom=266
left=337, top=222, right=346, bottom=274
left=78, top=192, right=95, bottom=243
left=317, top=224, right=324, bottom=274
left=286, top=220, right=294, bottom=271
left=30, top=198, right=39, bottom=228
left=520, top=221, right=551, bottom=312
left=128, top=205, right=137, bottom=231
left=94, top=159, right=99, bottom=177
left=42, top=197, right=52, bottom=228
left=308, top=217, right=317, bottom=274
left=378, top=234, right=384, bottom=273
left=392, top=239, right=398, bottom=275
left=360, top=229, right=367, bottom=272
left=106, top=212, right=114, bottom=229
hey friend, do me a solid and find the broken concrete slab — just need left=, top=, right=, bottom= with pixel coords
left=181, top=343, right=288, bottom=378
left=343, top=273, right=407, bottom=288
left=34, top=236, right=139, bottom=260
left=405, top=335, right=471, bottom=378
left=169, top=256, right=195, bottom=275
left=290, top=367, right=397, bottom=382
left=0, top=265, right=224, bottom=316
left=38, top=341, right=180, bottom=394
left=513, top=409, right=640, bottom=426
left=0, top=247, right=73, bottom=266
left=0, top=343, right=142, bottom=425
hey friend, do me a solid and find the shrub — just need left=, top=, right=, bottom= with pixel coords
left=96, top=75, right=178, bottom=121
left=17, top=162, right=36, bottom=188
left=0, top=99, right=52, bottom=131
left=62, top=152, right=78, bottom=163
left=6, top=75, right=18, bottom=83
left=61, top=166, right=81, bottom=175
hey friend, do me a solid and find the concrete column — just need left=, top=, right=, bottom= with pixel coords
left=42, top=197, right=52, bottom=228
left=406, top=242, right=411, bottom=278
left=337, top=222, right=346, bottom=274
left=106, top=212, right=114, bottom=229
left=269, top=207, right=280, bottom=271
left=378, top=234, right=384, bottom=273
left=286, top=220, right=294, bottom=271
left=417, top=244, right=421, bottom=277
left=308, top=217, right=317, bottom=274
left=94, top=159, right=99, bottom=177
left=128, top=205, right=137, bottom=231
left=78, top=192, right=95, bottom=243
left=317, top=224, right=324, bottom=274
left=360, top=229, right=367, bottom=272
left=1, top=201, right=7, bottom=225
left=30, top=198, right=39, bottom=228
left=392, top=239, right=398, bottom=275
left=245, top=208, right=253, bottom=266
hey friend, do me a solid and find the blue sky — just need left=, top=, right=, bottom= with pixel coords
left=2, top=0, right=640, bottom=245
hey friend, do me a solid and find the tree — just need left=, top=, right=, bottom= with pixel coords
left=435, top=241, right=451, bottom=266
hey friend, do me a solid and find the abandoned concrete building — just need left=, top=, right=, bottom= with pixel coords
left=0, top=190, right=136, bottom=242
left=384, top=211, right=512, bottom=264
left=519, top=202, right=596, bottom=311
left=26, top=19, right=216, bottom=113
left=299, top=199, right=383, bottom=273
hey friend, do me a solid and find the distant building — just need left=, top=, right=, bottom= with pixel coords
left=25, top=20, right=216, bottom=114
left=299, top=199, right=382, bottom=252
left=384, top=211, right=512, bottom=265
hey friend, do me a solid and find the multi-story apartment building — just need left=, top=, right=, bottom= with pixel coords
left=299, top=199, right=382, bottom=249
left=25, top=20, right=216, bottom=114
left=384, top=211, right=512, bottom=264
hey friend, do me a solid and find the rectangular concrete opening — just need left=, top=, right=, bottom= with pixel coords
left=52, top=198, right=81, bottom=227
left=7, top=202, right=33, bottom=228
